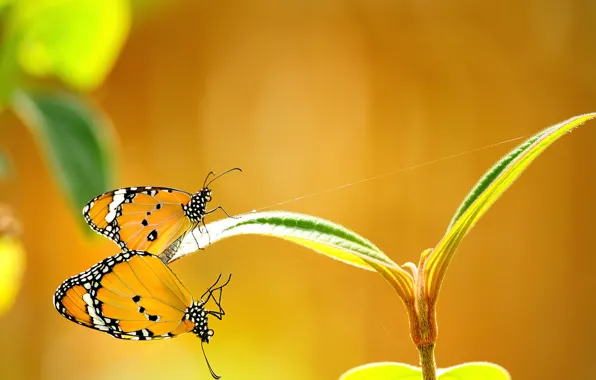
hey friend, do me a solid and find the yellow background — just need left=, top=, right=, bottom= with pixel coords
left=1, top=1, right=596, bottom=379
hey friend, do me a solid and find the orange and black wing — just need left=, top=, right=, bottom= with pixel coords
left=53, top=250, right=198, bottom=340
left=82, top=187, right=196, bottom=256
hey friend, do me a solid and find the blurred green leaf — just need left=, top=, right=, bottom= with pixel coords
left=339, top=362, right=421, bottom=379
left=0, top=149, right=14, bottom=178
left=12, top=90, right=116, bottom=213
left=0, top=236, right=25, bottom=316
left=8, top=0, right=131, bottom=90
left=0, top=0, right=10, bottom=12
left=340, top=363, right=421, bottom=379
left=437, top=362, right=511, bottom=380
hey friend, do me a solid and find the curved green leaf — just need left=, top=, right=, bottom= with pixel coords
left=12, top=90, right=117, bottom=214
left=173, top=211, right=397, bottom=270
left=425, top=113, right=596, bottom=299
left=437, top=362, right=511, bottom=380
left=339, top=362, right=421, bottom=380
left=171, top=211, right=415, bottom=301
left=8, top=0, right=130, bottom=90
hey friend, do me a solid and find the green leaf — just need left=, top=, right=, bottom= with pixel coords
left=425, top=113, right=596, bottom=299
left=437, top=362, right=511, bottom=380
left=172, top=211, right=415, bottom=301
left=339, top=362, right=421, bottom=380
left=8, top=0, right=130, bottom=90
left=12, top=90, right=116, bottom=214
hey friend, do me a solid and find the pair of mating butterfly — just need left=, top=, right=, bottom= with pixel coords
left=53, top=169, right=241, bottom=379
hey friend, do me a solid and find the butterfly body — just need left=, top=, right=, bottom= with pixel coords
left=53, top=250, right=227, bottom=341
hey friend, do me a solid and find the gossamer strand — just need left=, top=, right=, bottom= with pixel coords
left=249, top=135, right=525, bottom=213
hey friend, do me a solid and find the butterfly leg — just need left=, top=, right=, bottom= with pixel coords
left=197, top=217, right=212, bottom=245
left=203, top=274, right=232, bottom=320
left=206, top=205, right=239, bottom=219
left=189, top=228, right=205, bottom=251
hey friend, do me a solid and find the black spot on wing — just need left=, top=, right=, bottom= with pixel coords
left=147, top=229, right=158, bottom=241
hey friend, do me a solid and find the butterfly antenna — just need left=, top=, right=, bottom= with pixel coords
left=203, top=171, right=216, bottom=188
left=205, top=167, right=242, bottom=188
left=201, top=340, right=221, bottom=379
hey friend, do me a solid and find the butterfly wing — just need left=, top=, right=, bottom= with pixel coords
left=54, top=251, right=197, bottom=340
left=83, top=187, right=196, bottom=255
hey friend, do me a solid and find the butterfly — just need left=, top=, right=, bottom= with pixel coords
left=53, top=250, right=231, bottom=378
left=82, top=168, right=241, bottom=261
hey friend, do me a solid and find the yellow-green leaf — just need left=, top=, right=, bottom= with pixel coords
left=8, top=0, right=130, bottom=90
left=339, top=362, right=422, bottom=380
left=437, top=362, right=511, bottom=380
left=171, top=211, right=414, bottom=302
left=424, top=113, right=596, bottom=299
left=0, top=236, right=25, bottom=316
left=339, top=362, right=510, bottom=380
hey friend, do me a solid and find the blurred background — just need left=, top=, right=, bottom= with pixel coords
left=1, top=0, right=596, bottom=379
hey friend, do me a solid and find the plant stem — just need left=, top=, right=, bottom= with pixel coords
left=418, top=344, right=436, bottom=380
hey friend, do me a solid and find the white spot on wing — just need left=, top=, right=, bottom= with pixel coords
left=106, top=193, right=126, bottom=221
left=83, top=293, right=105, bottom=326
left=105, top=210, right=117, bottom=223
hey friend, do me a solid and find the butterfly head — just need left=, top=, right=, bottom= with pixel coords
left=186, top=168, right=241, bottom=224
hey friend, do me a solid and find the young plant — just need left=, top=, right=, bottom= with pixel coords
left=170, top=113, right=596, bottom=380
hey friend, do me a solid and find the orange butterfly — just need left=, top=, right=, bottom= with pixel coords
left=54, top=250, right=230, bottom=378
left=82, top=168, right=241, bottom=260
